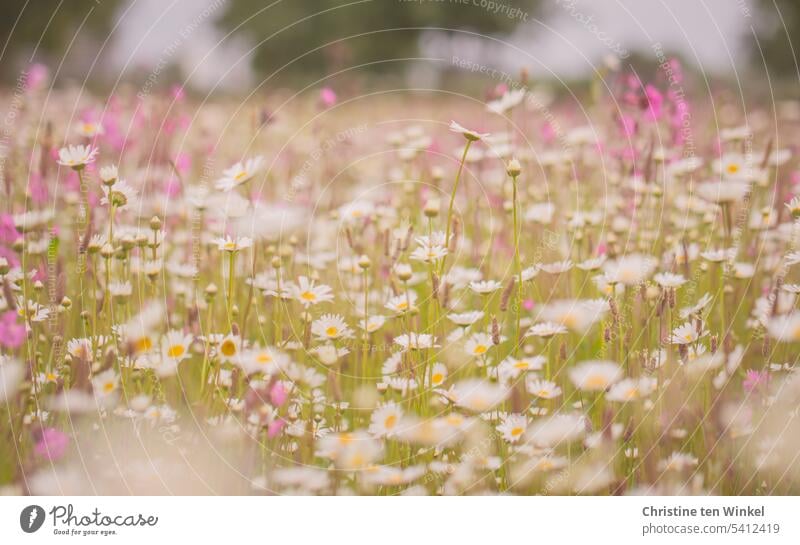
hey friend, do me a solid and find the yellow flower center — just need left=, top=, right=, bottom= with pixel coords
left=726, top=163, right=740, bottom=174
left=537, top=459, right=554, bottom=471
left=325, top=326, right=339, bottom=337
left=220, top=339, right=237, bottom=357
left=256, top=352, right=272, bottom=363
left=103, top=382, right=115, bottom=394
left=511, top=426, right=524, bottom=437
left=384, top=415, right=397, bottom=429
left=167, top=344, right=185, bottom=358
left=135, top=336, right=153, bottom=353
left=234, top=170, right=248, bottom=181
left=300, top=291, right=316, bottom=301
left=446, top=414, right=463, bottom=426
left=431, top=372, right=444, bottom=384
left=514, top=361, right=528, bottom=369
left=473, top=344, right=487, bottom=355
left=585, top=375, right=608, bottom=389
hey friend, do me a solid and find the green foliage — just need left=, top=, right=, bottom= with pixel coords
left=216, top=0, right=541, bottom=81
left=752, top=0, right=800, bottom=78
left=0, top=0, right=122, bottom=80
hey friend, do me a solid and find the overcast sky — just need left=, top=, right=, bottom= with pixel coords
left=109, top=0, right=758, bottom=90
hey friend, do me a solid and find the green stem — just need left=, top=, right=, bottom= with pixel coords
left=439, top=140, right=472, bottom=276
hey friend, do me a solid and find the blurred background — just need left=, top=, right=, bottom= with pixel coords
left=0, top=0, right=797, bottom=93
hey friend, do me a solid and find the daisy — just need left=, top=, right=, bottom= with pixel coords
left=525, top=413, right=587, bottom=448
left=696, top=180, right=750, bottom=203
left=312, top=343, right=350, bottom=365
left=292, top=276, right=334, bottom=307
left=786, top=195, right=800, bottom=218
left=393, top=333, right=437, bottom=351
left=526, top=378, right=562, bottom=399
left=568, top=360, right=622, bottom=391
left=160, top=330, right=193, bottom=362
left=577, top=256, right=606, bottom=271
left=781, top=283, right=800, bottom=294
left=684, top=352, right=726, bottom=377
left=525, top=322, right=568, bottom=338
left=240, top=346, right=288, bottom=375
left=521, top=265, right=540, bottom=281
left=364, top=465, right=426, bottom=487
left=101, top=180, right=137, bottom=209
left=57, top=144, right=98, bottom=170
left=17, top=300, right=50, bottom=322
left=766, top=312, right=800, bottom=343
left=0, top=358, right=24, bottom=404
left=449, top=120, right=489, bottom=142
left=76, top=120, right=104, bottom=138
left=606, top=377, right=658, bottom=402
left=338, top=200, right=375, bottom=222
left=654, top=272, right=687, bottom=288
left=497, top=413, right=528, bottom=443
left=67, top=338, right=94, bottom=362
left=359, top=315, right=386, bottom=333
left=786, top=251, right=800, bottom=266
left=368, top=403, right=403, bottom=438
left=669, top=321, right=707, bottom=345
left=486, top=88, right=526, bottom=115
left=217, top=334, right=242, bottom=363
left=465, top=332, right=494, bottom=357
left=447, top=310, right=484, bottom=327
left=445, top=379, right=508, bottom=412
left=658, top=452, right=698, bottom=472
left=429, top=362, right=448, bottom=387
left=92, top=369, right=119, bottom=399
left=410, top=242, right=447, bottom=263
left=215, top=156, right=265, bottom=192
left=385, top=292, right=417, bottom=314
left=679, top=293, right=714, bottom=319
left=109, top=281, right=133, bottom=299
left=469, top=280, right=502, bottom=294
left=602, top=254, right=657, bottom=285
left=498, top=355, right=545, bottom=382
left=700, top=248, right=736, bottom=263
left=99, top=165, right=118, bottom=184
left=311, top=314, right=352, bottom=341
left=214, top=235, right=253, bottom=253
left=539, top=260, right=573, bottom=274
left=536, top=299, right=608, bottom=333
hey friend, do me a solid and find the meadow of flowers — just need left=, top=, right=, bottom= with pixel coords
left=2, top=63, right=800, bottom=496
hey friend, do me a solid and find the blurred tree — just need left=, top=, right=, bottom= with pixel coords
left=752, top=0, right=800, bottom=78
left=0, top=0, right=122, bottom=81
left=216, top=0, right=541, bottom=81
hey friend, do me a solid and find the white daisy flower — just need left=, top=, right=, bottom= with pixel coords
left=57, top=144, right=98, bottom=169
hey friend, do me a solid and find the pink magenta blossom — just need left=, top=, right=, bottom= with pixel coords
left=34, top=428, right=69, bottom=460
left=743, top=369, right=769, bottom=394
left=270, top=382, right=288, bottom=407
left=0, top=311, right=26, bottom=349
left=319, top=87, right=337, bottom=108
